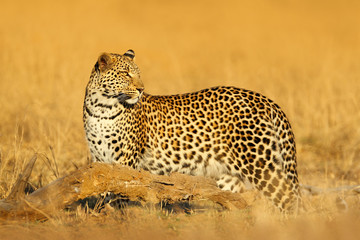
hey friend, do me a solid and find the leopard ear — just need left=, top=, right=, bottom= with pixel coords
left=97, top=53, right=113, bottom=72
left=123, top=49, right=135, bottom=60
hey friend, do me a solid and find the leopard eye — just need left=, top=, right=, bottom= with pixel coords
left=128, top=71, right=137, bottom=78
left=119, top=70, right=132, bottom=78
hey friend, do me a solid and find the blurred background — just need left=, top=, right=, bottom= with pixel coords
left=1, top=1, right=360, bottom=239
left=0, top=0, right=360, bottom=213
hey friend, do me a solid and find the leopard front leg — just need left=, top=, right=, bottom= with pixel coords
left=216, top=174, right=251, bottom=193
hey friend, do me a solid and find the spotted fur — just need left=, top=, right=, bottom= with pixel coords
left=83, top=50, right=301, bottom=212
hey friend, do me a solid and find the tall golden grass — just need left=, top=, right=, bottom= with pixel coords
left=1, top=0, right=360, bottom=239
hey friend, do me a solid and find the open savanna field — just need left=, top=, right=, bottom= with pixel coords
left=1, top=0, right=360, bottom=239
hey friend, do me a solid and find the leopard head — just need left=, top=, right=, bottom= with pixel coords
left=88, top=49, right=144, bottom=105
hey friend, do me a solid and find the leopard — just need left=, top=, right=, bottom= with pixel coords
left=83, top=49, right=301, bottom=213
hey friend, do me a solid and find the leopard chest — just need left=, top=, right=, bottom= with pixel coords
left=84, top=113, right=122, bottom=163
left=84, top=100, right=146, bottom=165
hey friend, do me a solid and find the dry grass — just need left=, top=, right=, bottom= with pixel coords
left=1, top=0, right=360, bottom=239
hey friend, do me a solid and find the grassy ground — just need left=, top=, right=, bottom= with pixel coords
left=1, top=0, right=360, bottom=239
